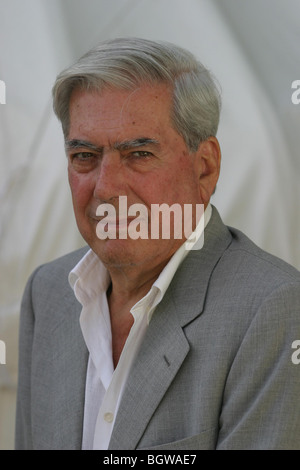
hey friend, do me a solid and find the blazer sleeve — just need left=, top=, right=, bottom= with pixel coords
left=217, top=280, right=300, bottom=450
left=15, top=268, right=40, bottom=450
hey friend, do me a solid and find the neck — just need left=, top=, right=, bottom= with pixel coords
left=106, top=257, right=169, bottom=308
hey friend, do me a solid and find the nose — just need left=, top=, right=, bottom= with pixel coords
left=93, top=151, right=127, bottom=202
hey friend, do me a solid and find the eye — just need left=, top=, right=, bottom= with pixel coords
left=72, top=152, right=96, bottom=161
left=130, top=150, right=152, bottom=158
left=69, top=152, right=98, bottom=171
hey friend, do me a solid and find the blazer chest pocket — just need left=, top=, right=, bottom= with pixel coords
left=140, top=426, right=218, bottom=450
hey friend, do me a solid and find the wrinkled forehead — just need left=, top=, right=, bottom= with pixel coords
left=68, top=83, right=174, bottom=137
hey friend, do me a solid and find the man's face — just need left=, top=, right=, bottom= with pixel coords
left=66, top=83, right=212, bottom=271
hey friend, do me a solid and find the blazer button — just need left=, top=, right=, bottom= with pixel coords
left=104, top=412, right=114, bottom=423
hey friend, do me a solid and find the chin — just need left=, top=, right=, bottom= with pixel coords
left=91, top=238, right=146, bottom=267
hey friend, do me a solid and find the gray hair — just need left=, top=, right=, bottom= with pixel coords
left=52, top=37, right=221, bottom=152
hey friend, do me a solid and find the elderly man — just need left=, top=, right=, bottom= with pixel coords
left=15, top=37, right=300, bottom=450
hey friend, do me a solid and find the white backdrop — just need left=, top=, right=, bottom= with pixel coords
left=0, top=0, right=299, bottom=449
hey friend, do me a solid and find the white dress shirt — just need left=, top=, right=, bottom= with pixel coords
left=69, top=204, right=211, bottom=449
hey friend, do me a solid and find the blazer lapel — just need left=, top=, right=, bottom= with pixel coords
left=108, top=294, right=190, bottom=450
left=109, top=206, right=232, bottom=449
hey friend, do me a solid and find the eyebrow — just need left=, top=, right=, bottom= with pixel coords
left=65, top=139, right=102, bottom=153
left=65, top=138, right=160, bottom=153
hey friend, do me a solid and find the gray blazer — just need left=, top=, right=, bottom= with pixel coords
left=15, top=206, right=300, bottom=450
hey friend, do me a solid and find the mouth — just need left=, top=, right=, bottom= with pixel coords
left=90, top=216, right=134, bottom=226
left=90, top=215, right=136, bottom=239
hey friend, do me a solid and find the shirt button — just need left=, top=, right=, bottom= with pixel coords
left=104, top=412, right=114, bottom=423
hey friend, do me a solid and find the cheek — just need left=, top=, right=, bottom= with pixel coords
left=135, top=161, right=197, bottom=206
left=162, top=156, right=199, bottom=203
left=68, top=170, right=93, bottom=212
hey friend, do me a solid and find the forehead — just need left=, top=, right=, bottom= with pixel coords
left=68, top=83, right=174, bottom=139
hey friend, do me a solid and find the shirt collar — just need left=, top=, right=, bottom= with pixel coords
left=69, top=249, right=110, bottom=306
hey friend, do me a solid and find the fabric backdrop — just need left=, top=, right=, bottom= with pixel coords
left=0, top=0, right=299, bottom=449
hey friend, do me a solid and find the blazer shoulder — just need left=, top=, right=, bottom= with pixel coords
left=29, top=246, right=89, bottom=291
left=226, top=226, right=300, bottom=283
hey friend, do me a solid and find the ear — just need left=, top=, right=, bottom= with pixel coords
left=194, top=137, right=221, bottom=206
